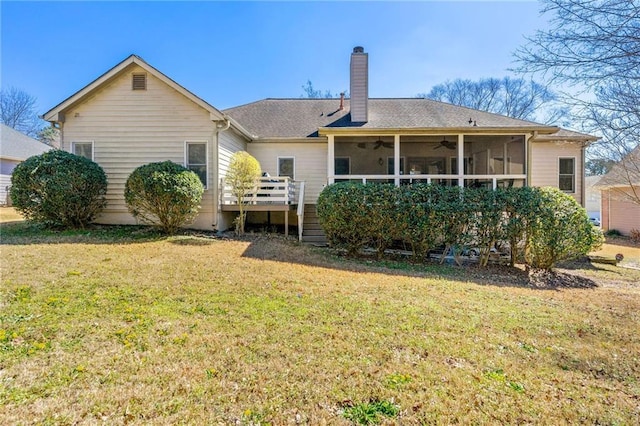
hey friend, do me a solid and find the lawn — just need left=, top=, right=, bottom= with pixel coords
left=1, top=208, right=639, bottom=424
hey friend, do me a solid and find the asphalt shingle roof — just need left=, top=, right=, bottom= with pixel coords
left=1, top=124, right=51, bottom=161
left=223, top=98, right=555, bottom=139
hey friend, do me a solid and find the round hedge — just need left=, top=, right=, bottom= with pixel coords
left=10, top=150, right=107, bottom=228
left=124, top=161, right=204, bottom=234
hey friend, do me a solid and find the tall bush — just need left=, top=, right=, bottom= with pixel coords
left=317, top=182, right=370, bottom=256
left=526, top=187, right=604, bottom=270
left=432, top=185, right=471, bottom=265
left=361, top=183, right=402, bottom=259
left=397, top=184, right=442, bottom=259
left=226, top=151, right=261, bottom=234
left=10, top=150, right=107, bottom=228
left=124, top=161, right=204, bottom=234
left=465, top=187, right=504, bottom=267
left=498, top=187, right=537, bottom=267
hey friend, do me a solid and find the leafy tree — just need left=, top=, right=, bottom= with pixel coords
left=585, top=158, right=616, bottom=176
left=37, top=126, right=60, bottom=147
left=225, top=151, right=261, bottom=234
left=0, top=86, right=46, bottom=138
left=124, top=161, right=204, bottom=234
left=419, top=77, right=568, bottom=124
left=515, top=0, right=640, bottom=204
left=11, top=150, right=107, bottom=228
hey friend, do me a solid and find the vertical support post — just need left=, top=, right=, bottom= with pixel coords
left=285, top=211, right=289, bottom=237
left=457, top=134, right=464, bottom=187
left=328, top=134, right=335, bottom=185
left=394, top=134, right=400, bottom=186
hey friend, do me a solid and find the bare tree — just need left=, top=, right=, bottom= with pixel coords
left=0, top=86, right=44, bottom=138
left=515, top=0, right=640, bottom=203
left=301, top=80, right=347, bottom=99
left=419, top=77, right=568, bottom=125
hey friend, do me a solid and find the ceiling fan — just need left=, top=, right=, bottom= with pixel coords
left=434, top=138, right=456, bottom=150
left=373, top=139, right=393, bottom=149
left=357, top=139, right=394, bottom=149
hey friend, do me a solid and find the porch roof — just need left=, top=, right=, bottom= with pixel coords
left=223, top=98, right=559, bottom=139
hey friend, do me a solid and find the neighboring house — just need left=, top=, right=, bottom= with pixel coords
left=43, top=47, right=597, bottom=239
left=597, top=145, right=640, bottom=235
left=0, top=124, right=52, bottom=205
left=585, top=175, right=602, bottom=221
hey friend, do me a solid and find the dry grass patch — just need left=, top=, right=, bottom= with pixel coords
left=1, top=220, right=639, bottom=424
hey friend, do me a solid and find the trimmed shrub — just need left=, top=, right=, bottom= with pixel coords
left=360, top=183, right=402, bottom=259
left=317, top=182, right=371, bottom=256
left=397, top=184, right=442, bottom=259
left=525, top=187, right=604, bottom=270
left=124, top=161, right=204, bottom=234
left=432, top=185, right=472, bottom=264
left=465, top=187, right=504, bottom=266
left=498, top=186, right=538, bottom=267
left=10, top=150, right=107, bottom=228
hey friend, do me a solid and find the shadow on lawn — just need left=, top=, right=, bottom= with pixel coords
left=0, top=222, right=167, bottom=245
left=240, top=235, right=599, bottom=290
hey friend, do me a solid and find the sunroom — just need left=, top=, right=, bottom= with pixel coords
left=327, top=134, right=527, bottom=189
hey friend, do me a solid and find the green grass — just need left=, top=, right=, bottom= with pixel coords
left=1, top=218, right=640, bottom=424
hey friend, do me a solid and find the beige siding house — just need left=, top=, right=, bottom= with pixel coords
left=44, top=48, right=597, bottom=238
left=43, top=56, right=253, bottom=232
left=0, top=124, right=52, bottom=205
left=597, top=146, right=640, bottom=235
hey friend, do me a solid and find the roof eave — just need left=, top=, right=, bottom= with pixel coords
left=251, top=136, right=328, bottom=143
left=318, top=125, right=558, bottom=136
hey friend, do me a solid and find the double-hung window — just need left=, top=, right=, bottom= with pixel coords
left=277, top=157, right=295, bottom=179
left=72, top=142, right=94, bottom=160
left=559, top=157, right=575, bottom=193
left=186, top=142, right=207, bottom=188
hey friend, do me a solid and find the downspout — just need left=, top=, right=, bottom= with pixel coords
left=580, top=142, right=587, bottom=207
left=527, top=131, right=537, bottom=187
left=212, top=118, right=231, bottom=230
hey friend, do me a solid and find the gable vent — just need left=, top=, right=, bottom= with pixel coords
left=132, top=74, right=147, bottom=90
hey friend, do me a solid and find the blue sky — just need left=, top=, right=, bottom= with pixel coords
left=1, top=1, right=546, bottom=114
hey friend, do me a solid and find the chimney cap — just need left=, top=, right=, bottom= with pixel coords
left=353, top=46, right=365, bottom=53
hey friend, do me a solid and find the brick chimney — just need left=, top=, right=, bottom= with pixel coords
left=350, top=46, right=368, bottom=122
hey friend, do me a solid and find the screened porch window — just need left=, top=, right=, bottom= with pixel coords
left=335, top=157, right=351, bottom=175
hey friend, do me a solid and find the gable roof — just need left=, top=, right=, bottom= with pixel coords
left=43, top=54, right=254, bottom=140
left=0, top=124, right=51, bottom=161
left=224, top=98, right=564, bottom=139
left=596, top=144, right=640, bottom=188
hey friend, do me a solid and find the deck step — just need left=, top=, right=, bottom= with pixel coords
left=301, top=204, right=326, bottom=243
left=301, top=235, right=328, bottom=244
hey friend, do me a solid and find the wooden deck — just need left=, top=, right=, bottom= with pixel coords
left=220, top=177, right=303, bottom=237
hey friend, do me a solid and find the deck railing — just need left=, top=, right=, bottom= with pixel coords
left=220, top=176, right=297, bottom=205
left=330, top=174, right=527, bottom=189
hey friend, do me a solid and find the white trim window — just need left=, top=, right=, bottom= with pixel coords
left=185, top=141, right=208, bottom=188
left=72, top=141, right=94, bottom=161
left=277, top=156, right=295, bottom=179
left=559, top=157, right=576, bottom=193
